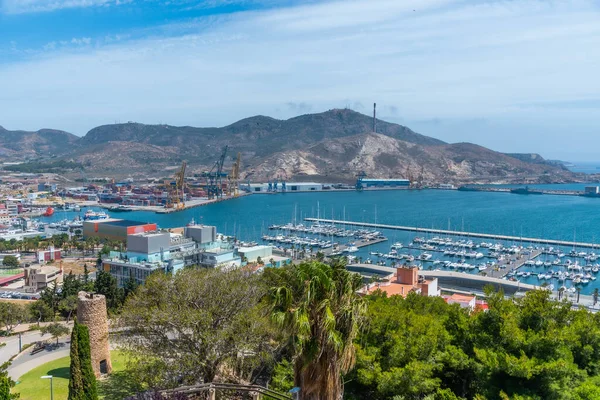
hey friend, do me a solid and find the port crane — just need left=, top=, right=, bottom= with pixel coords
left=228, top=152, right=242, bottom=197
left=165, top=161, right=187, bottom=209
left=355, top=171, right=367, bottom=191
left=202, top=146, right=228, bottom=199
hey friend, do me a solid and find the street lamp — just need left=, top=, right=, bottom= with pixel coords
left=41, top=375, right=53, bottom=400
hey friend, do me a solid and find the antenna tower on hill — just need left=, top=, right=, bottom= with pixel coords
left=373, top=103, right=377, bottom=133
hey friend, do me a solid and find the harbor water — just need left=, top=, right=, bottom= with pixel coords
left=44, top=187, right=600, bottom=294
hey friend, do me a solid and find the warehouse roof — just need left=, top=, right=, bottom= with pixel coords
left=93, top=219, right=154, bottom=227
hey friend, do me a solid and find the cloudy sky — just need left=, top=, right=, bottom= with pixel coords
left=1, top=0, right=599, bottom=160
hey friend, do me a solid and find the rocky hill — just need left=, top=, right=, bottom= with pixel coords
left=0, top=126, right=80, bottom=158
left=0, top=109, right=577, bottom=184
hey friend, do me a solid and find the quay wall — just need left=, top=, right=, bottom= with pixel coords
left=305, top=218, right=600, bottom=249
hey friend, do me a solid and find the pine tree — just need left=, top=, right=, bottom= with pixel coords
left=77, top=323, right=98, bottom=400
left=68, top=320, right=84, bottom=400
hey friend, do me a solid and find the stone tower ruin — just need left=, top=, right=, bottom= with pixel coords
left=77, top=291, right=112, bottom=377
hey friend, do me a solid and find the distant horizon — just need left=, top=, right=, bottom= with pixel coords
left=3, top=106, right=600, bottom=164
left=1, top=0, right=599, bottom=160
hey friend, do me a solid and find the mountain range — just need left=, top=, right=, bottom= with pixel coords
left=0, top=109, right=578, bottom=184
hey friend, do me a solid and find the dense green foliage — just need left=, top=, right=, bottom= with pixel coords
left=68, top=320, right=97, bottom=400
left=68, top=320, right=84, bottom=400
left=345, top=288, right=600, bottom=400
left=0, top=362, right=18, bottom=400
left=0, top=256, right=19, bottom=269
left=0, top=303, right=27, bottom=334
left=41, top=323, right=70, bottom=344
left=118, top=268, right=277, bottom=388
left=37, top=270, right=126, bottom=322
left=266, top=261, right=366, bottom=400
left=94, top=270, right=124, bottom=312
left=112, top=261, right=600, bottom=400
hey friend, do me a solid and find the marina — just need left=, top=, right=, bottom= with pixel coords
left=304, top=218, right=600, bottom=249
left=23, top=186, right=600, bottom=296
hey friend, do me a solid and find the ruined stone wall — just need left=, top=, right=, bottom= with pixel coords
left=77, top=291, right=112, bottom=377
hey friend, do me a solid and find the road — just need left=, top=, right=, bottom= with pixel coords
left=0, top=331, right=47, bottom=365
left=9, top=337, right=70, bottom=381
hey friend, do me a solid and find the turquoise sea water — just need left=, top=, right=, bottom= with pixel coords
left=44, top=188, right=600, bottom=294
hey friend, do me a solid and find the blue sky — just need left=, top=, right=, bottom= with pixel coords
left=1, top=0, right=599, bottom=160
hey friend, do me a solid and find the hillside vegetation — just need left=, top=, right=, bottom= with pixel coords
left=0, top=110, right=576, bottom=184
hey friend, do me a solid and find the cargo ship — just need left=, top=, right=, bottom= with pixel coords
left=510, top=186, right=543, bottom=195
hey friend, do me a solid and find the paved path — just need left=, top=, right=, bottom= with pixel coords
left=10, top=343, right=70, bottom=381
left=0, top=331, right=46, bottom=365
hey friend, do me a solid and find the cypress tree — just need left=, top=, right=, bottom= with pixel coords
left=77, top=323, right=98, bottom=400
left=68, top=320, right=84, bottom=400
left=0, top=376, right=11, bottom=400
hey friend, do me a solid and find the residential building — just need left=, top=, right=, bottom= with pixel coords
left=445, top=293, right=477, bottom=310
left=23, top=265, right=63, bottom=292
left=351, top=264, right=440, bottom=297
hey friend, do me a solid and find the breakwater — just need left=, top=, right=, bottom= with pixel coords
left=304, top=218, right=600, bottom=249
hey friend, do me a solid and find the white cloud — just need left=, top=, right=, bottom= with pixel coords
left=1, top=0, right=126, bottom=14
left=0, top=0, right=599, bottom=157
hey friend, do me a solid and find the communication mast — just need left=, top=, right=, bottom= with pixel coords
left=373, top=103, right=377, bottom=133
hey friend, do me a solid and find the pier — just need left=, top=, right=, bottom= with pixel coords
left=305, top=218, right=600, bottom=249
left=485, top=249, right=542, bottom=278
left=321, top=237, right=388, bottom=256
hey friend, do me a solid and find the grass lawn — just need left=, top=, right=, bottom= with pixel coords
left=13, top=350, right=140, bottom=400
left=0, top=268, right=23, bottom=277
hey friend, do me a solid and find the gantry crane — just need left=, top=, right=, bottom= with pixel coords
left=166, top=161, right=187, bottom=209
left=202, top=146, right=228, bottom=199
left=229, top=152, right=241, bottom=197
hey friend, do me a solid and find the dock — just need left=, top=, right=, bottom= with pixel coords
left=322, top=237, right=387, bottom=256
left=484, top=249, right=542, bottom=278
left=305, top=218, right=600, bottom=249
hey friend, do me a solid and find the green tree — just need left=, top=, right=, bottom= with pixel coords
left=28, top=301, right=54, bottom=324
left=62, top=272, right=82, bottom=299
left=0, top=303, right=27, bottom=334
left=123, top=272, right=139, bottom=300
left=316, top=251, right=325, bottom=262
left=83, top=263, right=90, bottom=285
left=267, top=261, right=366, bottom=400
left=78, top=322, right=98, bottom=400
left=60, top=295, right=79, bottom=323
left=118, top=268, right=276, bottom=387
left=40, top=281, right=61, bottom=317
left=0, top=361, right=18, bottom=400
left=94, top=271, right=123, bottom=312
left=1, top=255, right=19, bottom=269
left=68, top=320, right=84, bottom=400
left=270, top=359, right=295, bottom=394
left=41, top=323, right=70, bottom=344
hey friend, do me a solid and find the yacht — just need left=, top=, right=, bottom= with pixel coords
left=344, top=246, right=359, bottom=253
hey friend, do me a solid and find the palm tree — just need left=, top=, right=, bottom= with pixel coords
left=593, top=288, right=599, bottom=306
left=576, top=287, right=581, bottom=303
left=268, top=261, right=366, bottom=400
